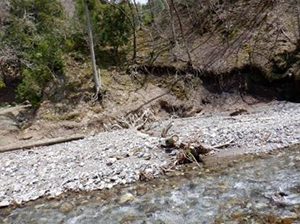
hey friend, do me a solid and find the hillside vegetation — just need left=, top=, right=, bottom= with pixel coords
left=1, top=0, right=299, bottom=106
left=0, top=0, right=299, bottom=147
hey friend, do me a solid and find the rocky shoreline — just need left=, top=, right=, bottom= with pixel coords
left=0, top=101, right=299, bottom=208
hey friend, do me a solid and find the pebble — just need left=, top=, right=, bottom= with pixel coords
left=255, top=202, right=267, bottom=209
left=144, top=154, right=151, bottom=160
left=118, top=193, right=134, bottom=204
left=0, top=200, right=10, bottom=208
left=59, top=202, right=74, bottom=213
left=106, top=158, right=117, bottom=166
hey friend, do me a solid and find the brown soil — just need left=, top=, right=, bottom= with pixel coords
left=0, top=68, right=264, bottom=150
left=1, top=55, right=298, bottom=150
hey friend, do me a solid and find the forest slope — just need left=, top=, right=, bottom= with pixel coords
left=0, top=0, right=299, bottom=148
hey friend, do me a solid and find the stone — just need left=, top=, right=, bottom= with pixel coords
left=0, top=200, right=10, bottom=208
left=59, top=202, right=74, bottom=213
left=231, top=211, right=243, bottom=218
left=19, top=133, right=33, bottom=140
left=118, top=193, right=134, bottom=204
left=144, top=154, right=151, bottom=160
left=255, top=202, right=267, bottom=209
left=106, top=158, right=117, bottom=166
left=106, top=183, right=114, bottom=189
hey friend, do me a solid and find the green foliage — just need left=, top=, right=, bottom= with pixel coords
left=99, top=4, right=132, bottom=52
left=2, top=0, right=65, bottom=105
left=141, top=11, right=152, bottom=25
left=74, top=0, right=132, bottom=60
left=0, top=78, right=5, bottom=89
left=16, top=69, right=42, bottom=105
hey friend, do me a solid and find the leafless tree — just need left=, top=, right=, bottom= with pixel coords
left=169, top=0, right=192, bottom=65
left=83, top=0, right=101, bottom=100
left=125, top=0, right=138, bottom=63
left=163, top=0, right=177, bottom=44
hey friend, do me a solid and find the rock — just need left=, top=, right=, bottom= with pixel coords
left=231, top=211, right=243, bottom=218
left=115, top=154, right=129, bottom=160
left=19, top=133, right=33, bottom=140
left=0, top=200, right=10, bottom=208
left=118, top=193, right=134, bottom=204
left=106, top=183, right=114, bottom=189
left=106, top=158, right=117, bottom=166
left=120, top=215, right=137, bottom=224
left=135, top=152, right=144, bottom=158
left=144, top=154, right=151, bottom=160
left=255, top=202, right=267, bottom=209
left=0, top=207, right=13, bottom=217
left=59, top=202, right=74, bottom=213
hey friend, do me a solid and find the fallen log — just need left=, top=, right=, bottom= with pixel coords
left=0, top=134, right=85, bottom=153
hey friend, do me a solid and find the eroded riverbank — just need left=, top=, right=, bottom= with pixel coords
left=0, top=101, right=299, bottom=209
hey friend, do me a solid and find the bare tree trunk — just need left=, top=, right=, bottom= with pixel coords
left=133, top=0, right=141, bottom=23
left=84, top=0, right=101, bottom=99
left=126, top=0, right=137, bottom=63
left=169, top=0, right=193, bottom=65
left=164, top=0, right=177, bottom=44
left=296, top=0, right=300, bottom=46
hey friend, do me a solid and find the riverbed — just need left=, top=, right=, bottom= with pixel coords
left=1, top=145, right=299, bottom=223
left=0, top=101, right=299, bottom=208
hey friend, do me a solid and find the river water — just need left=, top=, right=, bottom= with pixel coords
left=1, top=146, right=300, bottom=224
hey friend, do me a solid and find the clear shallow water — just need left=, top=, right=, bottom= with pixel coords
left=1, top=146, right=300, bottom=224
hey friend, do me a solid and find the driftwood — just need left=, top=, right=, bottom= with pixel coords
left=212, top=138, right=234, bottom=149
left=161, top=121, right=173, bottom=137
left=0, top=135, right=85, bottom=153
left=0, top=104, right=31, bottom=115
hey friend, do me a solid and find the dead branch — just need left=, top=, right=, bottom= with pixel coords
left=0, top=135, right=85, bottom=153
left=109, top=109, right=155, bottom=131
left=212, top=138, right=234, bottom=149
left=161, top=121, right=173, bottom=137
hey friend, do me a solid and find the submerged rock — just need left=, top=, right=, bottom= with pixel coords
left=118, top=193, right=134, bottom=204
left=59, top=202, right=74, bottom=213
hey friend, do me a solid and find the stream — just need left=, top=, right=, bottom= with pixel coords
left=1, top=146, right=300, bottom=224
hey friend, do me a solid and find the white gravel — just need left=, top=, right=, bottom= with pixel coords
left=151, top=101, right=300, bottom=156
left=0, top=101, right=299, bottom=207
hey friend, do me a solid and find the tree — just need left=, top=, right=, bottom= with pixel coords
left=83, top=0, right=101, bottom=100
left=1, top=0, right=66, bottom=105
left=74, top=0, right=132, bottom=64
left=99, top=2, right=132, bottom=62
left=163, top=0, right=176, bottom=45
left=169, top=0, right=192, bottom=65
left=125, top=0, right=138, bottom=63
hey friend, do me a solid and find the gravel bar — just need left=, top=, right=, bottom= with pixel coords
left=0, top=101, right=299, bottom=207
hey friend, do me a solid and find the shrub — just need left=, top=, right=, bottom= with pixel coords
left=2, top=0, right=66, bottom=105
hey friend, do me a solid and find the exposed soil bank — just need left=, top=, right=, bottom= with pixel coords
left=138, top=64, right=300, bottom=103
left=1, top=62, right=299, bottom=149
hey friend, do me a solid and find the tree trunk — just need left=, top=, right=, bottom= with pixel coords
left=164, top=0, right=177, bottom=45
left=169, top=0, right=193, bottom=65
left=296, top=0, right=300, bottom=45
left=126, top=0, right=137, bottom=63
left=84, top=0, right=101, bottom=98
left=149, top=0, right=155, bottom=24
left=133, top=0, right=141, bottom=23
